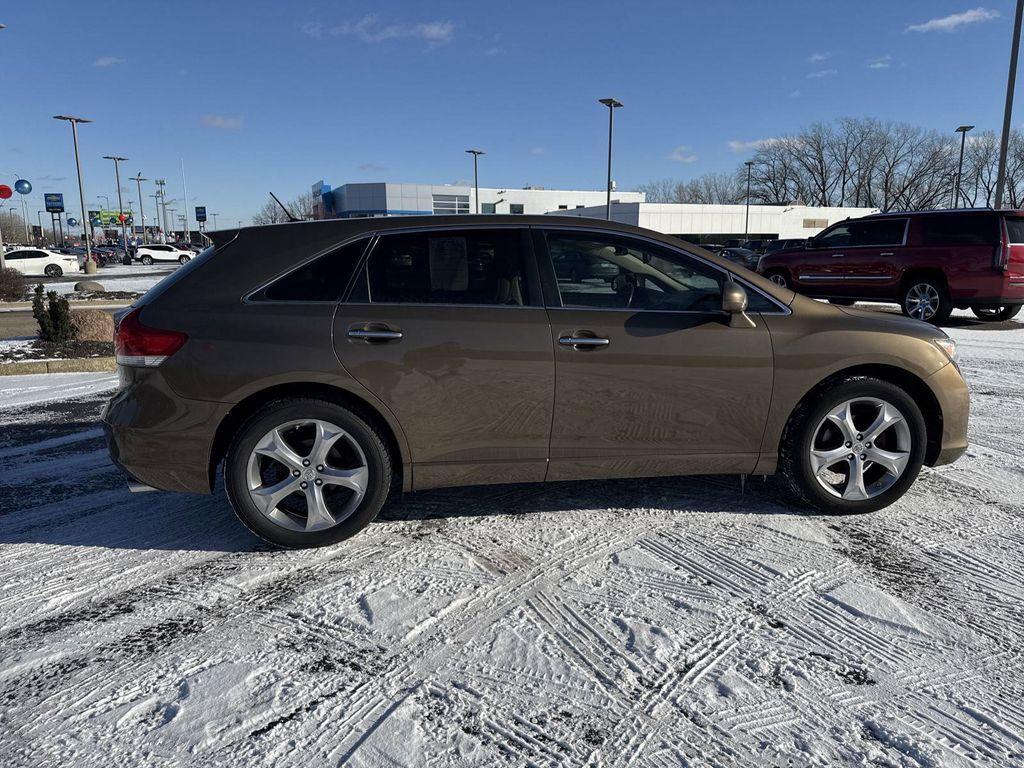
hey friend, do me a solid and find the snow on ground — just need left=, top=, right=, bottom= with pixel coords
left=0, top=371, right=119, bottom=412
left=20, top=263, right=176, bottom=296
left=1, top=311, right=1023, bottom=767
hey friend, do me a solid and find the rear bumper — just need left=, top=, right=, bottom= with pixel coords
left=102, top=368, right=226, bottom=494
left=949, top=274, right=1024, bottom=306
left=924, top=362, right=970, bottom=467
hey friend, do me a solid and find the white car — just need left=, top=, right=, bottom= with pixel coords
left=3, top=248, right=82, bottom=278
left=135, top=244, right=194, bottom=265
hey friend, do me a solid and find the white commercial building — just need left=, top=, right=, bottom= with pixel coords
left=550, top=202, right=879, bottom=243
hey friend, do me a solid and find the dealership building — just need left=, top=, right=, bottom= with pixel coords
left=311, top=180, right=876, bottom=243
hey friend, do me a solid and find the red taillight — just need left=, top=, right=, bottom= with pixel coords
left=997, top=218, right=1011, bottom=271
left=114, top=307, right=187, bottom=367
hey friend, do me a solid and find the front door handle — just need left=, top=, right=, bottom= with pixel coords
left=830, top=253, right=845, bottom=258
left=348, top=327, right=403, bottom=342
left=558, top=334, right=610, bottom=349
left=879, top=252, right=894, bottom=257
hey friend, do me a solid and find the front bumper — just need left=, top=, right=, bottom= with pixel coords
left=924, top=361, right=970, bottom=467
left=102, top=367, right=227, bottom=494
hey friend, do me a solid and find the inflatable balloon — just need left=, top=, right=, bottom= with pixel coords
left=13, top=179, right=32, bottom=195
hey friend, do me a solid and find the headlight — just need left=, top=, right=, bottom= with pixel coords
left=932, top=337, right=957, bottom=362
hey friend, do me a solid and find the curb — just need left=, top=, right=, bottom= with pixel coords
left=0, top=356, right=117, bottom=376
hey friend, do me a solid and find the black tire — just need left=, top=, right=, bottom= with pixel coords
left=778, top=377, right=927, bottom=515
left=44, top=264, right=63, bottom=277
left=224, top=398, right=393, bottom=548
left=140, top=255, right=153, bottom=266
left=764, top=269, right=789, bottom=289
left=828, top=298, right=856, bottom=306
left=900, top=276, right=952, bottom=324
left=178, top=255, right=190, bottom=265
left=970, top=304, right=1022, bottom=322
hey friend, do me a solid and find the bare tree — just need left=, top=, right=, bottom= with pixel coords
left=251, top=191, right=320, bottom=225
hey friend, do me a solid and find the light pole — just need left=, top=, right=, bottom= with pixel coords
left=155, top=179, right=167, bottom=235
left=53, top=115, right=96, bottom=273
left=744, top=160, right=754, bottom=238
left=465, top=149, right=484, bottom=213
left=166, top=208, right=177, bottom=240
left=36, top=210, right=45, bottom=245
left=210, top=213, right=219, bottom=230
left=130, top=173, right=148, bottom=244
left=598, top=98, right=623, bottom=220
left=996, top=0, right=1024, bottom=209
left=953, top=126, right=973, bottom=208
left=103, top=155, right=130, bottom=249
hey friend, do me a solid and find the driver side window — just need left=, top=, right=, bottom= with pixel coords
left=544, top=231, right=723, bottom=312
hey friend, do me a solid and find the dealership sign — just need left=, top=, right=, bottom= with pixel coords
left=44, top=193, right=65, bottom=213
left=195, top=206, right=207, bottom=222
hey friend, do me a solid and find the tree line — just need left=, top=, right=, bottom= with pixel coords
left=637, top=118, right=1024, bottom=211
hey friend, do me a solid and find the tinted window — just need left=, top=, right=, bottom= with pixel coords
left=816, top=218, right=906, bottom=248
left=367, top=229, right=531, bottom=306
left=5, top=251, right=30, bottom=260
left=919, top=214, right=998, bottom=245
left=546, top=232, right=723, bottom=312
left=1006, top=217, right=1024, bottom=243
left=262, top=238, right=367, bottom=302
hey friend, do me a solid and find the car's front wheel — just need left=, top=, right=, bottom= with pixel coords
left=224, top=398, right=393, bottom=548
left=779, top=377, right=927, bottom=515
left=140, top=255, right=153, bottom=266
left=44, top=264, right=63, bottom=277
left=971, top=304, right=1022, bottom=322
left=764, top=269, right=789, bottom=289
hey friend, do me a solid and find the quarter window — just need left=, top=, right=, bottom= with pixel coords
left=366, top=229, right=531, bottom=306
left=1005, top=217, right=1024, bottom=243
left=261, top=238, right=368, bottom=302
left=920, top=214, right=998, bottom=245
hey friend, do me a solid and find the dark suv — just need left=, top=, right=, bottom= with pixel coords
left=757, top=209, right=1024, bottom=323
left=103, top=216, right=968, bottom=548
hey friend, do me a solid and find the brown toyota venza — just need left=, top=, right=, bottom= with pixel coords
left=102, top=216, right=969, bottom=548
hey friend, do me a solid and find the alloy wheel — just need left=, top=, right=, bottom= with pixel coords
left=246, top=418, right=369, bottom=532
left=768, top=273, right=788, bottom=287
left=905, top=283, right=940, bottom=320
left=808, top=397, right=912, bottom=501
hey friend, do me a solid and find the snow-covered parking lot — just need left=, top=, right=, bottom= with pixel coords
left=1, top=310, right=1023, bottom=767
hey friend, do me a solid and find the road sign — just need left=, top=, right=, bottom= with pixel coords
left=44, top=193, right=65, bottom=213
left=195, top=206, right=207, bottom=222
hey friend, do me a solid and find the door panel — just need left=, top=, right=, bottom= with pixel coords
left=333, top=305, right=554, bottom=470
left=546, top=309, right=773, bottom=479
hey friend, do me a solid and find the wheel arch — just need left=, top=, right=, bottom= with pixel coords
left=899, top=267, right=949, bottom=296
left=208, top=381, right=410, bottom=493
left=779, top=363, right=944, bottom=468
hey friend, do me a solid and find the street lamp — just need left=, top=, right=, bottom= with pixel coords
left=130, top=173, right=148, bottom=244
left=598, top=98, right=623, bottom=221
left=465, top=149, right=484, bottom=213
left=954, top=126, right=973, bottom=208
left=103, top=155, right=130, bottom=249
left=166, top=208, right=177, bottom=240
left=996, top=0, right=1024, bottom=209
left=52, top=115, right=96, bottom=273
left=210, top=213, right=219, bottom=230
left=36, top=210, right=45, bottom=245
left=744, top=160, right=754, bottom=238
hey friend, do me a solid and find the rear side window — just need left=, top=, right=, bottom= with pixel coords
left=366, top=228, right=532, bottom=306
left=1004, top=217, right=1024, bottom=243
left=262, top=238, right=368, bottom=302
left=919, top=214, right=998, bottom=245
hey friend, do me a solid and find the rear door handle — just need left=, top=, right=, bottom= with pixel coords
left=830, top=253, right=845, bottom=258
left=347, top=327, right=403, bottom=342
left=879, top=252, right=894, bottom=257
left=558, top=335, right=610, bottom=349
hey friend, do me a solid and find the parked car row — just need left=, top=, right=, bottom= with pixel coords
left=755, top=208, right=1024, bottom=324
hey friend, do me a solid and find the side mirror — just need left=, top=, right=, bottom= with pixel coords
left=723, top=283, right=755, bottom=328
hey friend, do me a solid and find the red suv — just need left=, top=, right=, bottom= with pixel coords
left=756, top=209, right=1024, bottom=323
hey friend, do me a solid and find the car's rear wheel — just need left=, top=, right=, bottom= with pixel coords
left=970, top=304, right=1022, bottom=322
left=779, top=377, right=927, bottom=515
left=901, top=277, right=952, bottom=324
left=224, top=398, right=392, bottom=548
left=764, top=270, right=789, bottom=288
left=178, top=254, right=190, bottom=265
left=140, top=255, right=153, bottom=266
left=44, top=264, right=63, bottom=277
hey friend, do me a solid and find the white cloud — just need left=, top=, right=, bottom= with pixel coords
left=907, top=7, right=999, bottom=33
left=668, top=145, right=698, bottom=163
left=94, top=56, right=125, bottom=67
left=200, top=114, right=243, bottom=130
left=807, top=52, right=829, bottom=63
left=728, top=138, right=782, bottom=153
left=302, top=15, right=455, bottom=47
left=529, top=147, right=545, bottom=155
left=789, top=89, right=802, bottom=99
left=357, top=162, right=388, bottom=172
left=868, top=55, right=892, bottom=69
left=807, top=68, right=838, bottom=79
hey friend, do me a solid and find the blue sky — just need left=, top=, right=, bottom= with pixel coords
left=0, top=1, right=1021, bottom=226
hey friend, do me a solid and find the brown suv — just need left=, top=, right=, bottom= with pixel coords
left=757, top=208, right=1024, bottom=323
left=102, top=216, right=969, bottom=547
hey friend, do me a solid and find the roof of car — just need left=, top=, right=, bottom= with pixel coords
left=863, top=207, right=1020, bottom=219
